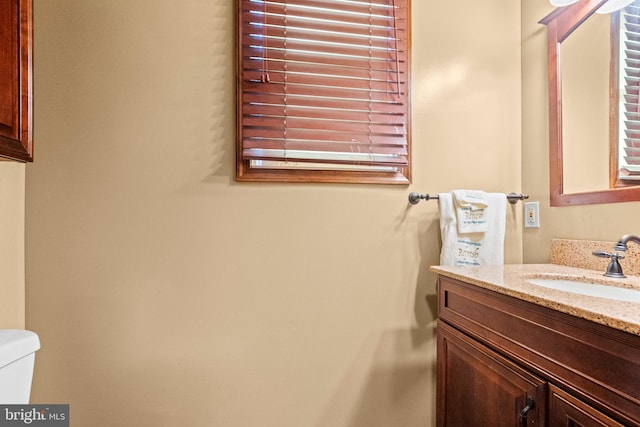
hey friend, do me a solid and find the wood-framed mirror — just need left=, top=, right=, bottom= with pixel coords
left=541, top=0, right=640, bottom=205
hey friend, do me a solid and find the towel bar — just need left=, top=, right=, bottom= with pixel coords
left=408, top=192, right=529, bottom=205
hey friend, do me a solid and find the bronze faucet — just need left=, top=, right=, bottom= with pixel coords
left=614, top=235, right=640, bottom=252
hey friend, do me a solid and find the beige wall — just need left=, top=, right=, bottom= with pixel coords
left=0, top=163, right=25, bottom=329
left=25, top=0, right=521, bottom=426
left=522, top=1, right=640, bottom=263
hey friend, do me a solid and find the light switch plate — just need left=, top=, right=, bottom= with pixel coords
left=524, top=201, right=540, bottom=228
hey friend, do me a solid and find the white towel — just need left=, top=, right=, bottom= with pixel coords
left=438, top=192, right=507, bottom=266
left=451, top=189, right=489, bottom=233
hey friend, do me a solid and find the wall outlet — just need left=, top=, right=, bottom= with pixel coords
left=524, top=201, right=540, bottom=228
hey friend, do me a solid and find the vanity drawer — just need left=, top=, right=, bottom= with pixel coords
left=438, top=276, right=640, bottom=426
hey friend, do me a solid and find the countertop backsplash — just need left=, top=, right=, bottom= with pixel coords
left=550, top=238, right=640, bottom=276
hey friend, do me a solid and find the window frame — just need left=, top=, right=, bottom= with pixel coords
left=236, top=0, right=411, bottom=184
left=613, top=1, right=640, bottom=187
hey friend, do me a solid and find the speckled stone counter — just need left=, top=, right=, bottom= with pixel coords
left=430, top=263, right=640, bottom=336
left=550, top=238, right=640, bottom=276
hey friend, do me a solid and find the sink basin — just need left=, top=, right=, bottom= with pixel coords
left=527, top=278, right=640, bottom=302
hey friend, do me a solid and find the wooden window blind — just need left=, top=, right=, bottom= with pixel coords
left=237, top=0, right=410, bottom=184
left=618, top=1, right=640, bottom=182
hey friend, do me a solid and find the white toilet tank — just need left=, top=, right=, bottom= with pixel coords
left=0, top=330, right=40, bottom=404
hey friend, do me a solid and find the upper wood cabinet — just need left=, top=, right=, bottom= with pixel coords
left=0, top=0, right=33, bottom=162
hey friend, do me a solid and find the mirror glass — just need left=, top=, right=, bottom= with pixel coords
left=562, top=10, right=610, bottom=193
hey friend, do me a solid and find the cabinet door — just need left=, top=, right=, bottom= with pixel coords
left=0, top=0, right=33, bottom=162
left=437, top=322, right=546, bottom=427
left=549, top=384, right=624, bottom=427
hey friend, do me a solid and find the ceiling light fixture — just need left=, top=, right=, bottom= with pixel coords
left=549, top=0, right=579, bottom=6
left=549, top=0, right=634, bottom=13
left=595, top=0, right=635, bottom=13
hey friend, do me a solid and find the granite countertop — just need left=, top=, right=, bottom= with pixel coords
left=430, top=263, right=640, bottom=336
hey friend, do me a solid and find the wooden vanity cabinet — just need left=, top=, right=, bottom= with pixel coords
left=438, top=322, right=546, bottom=426
left=0, top=0, right=34, bottom=162
left=548, top=384, right=624, bottom=426
left=437, top=276, right=640, bottom=427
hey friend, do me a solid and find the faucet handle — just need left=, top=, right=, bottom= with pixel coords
left=592, top=250, right=626, bottom=278
left=593, top=250, right=625, bottom=260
